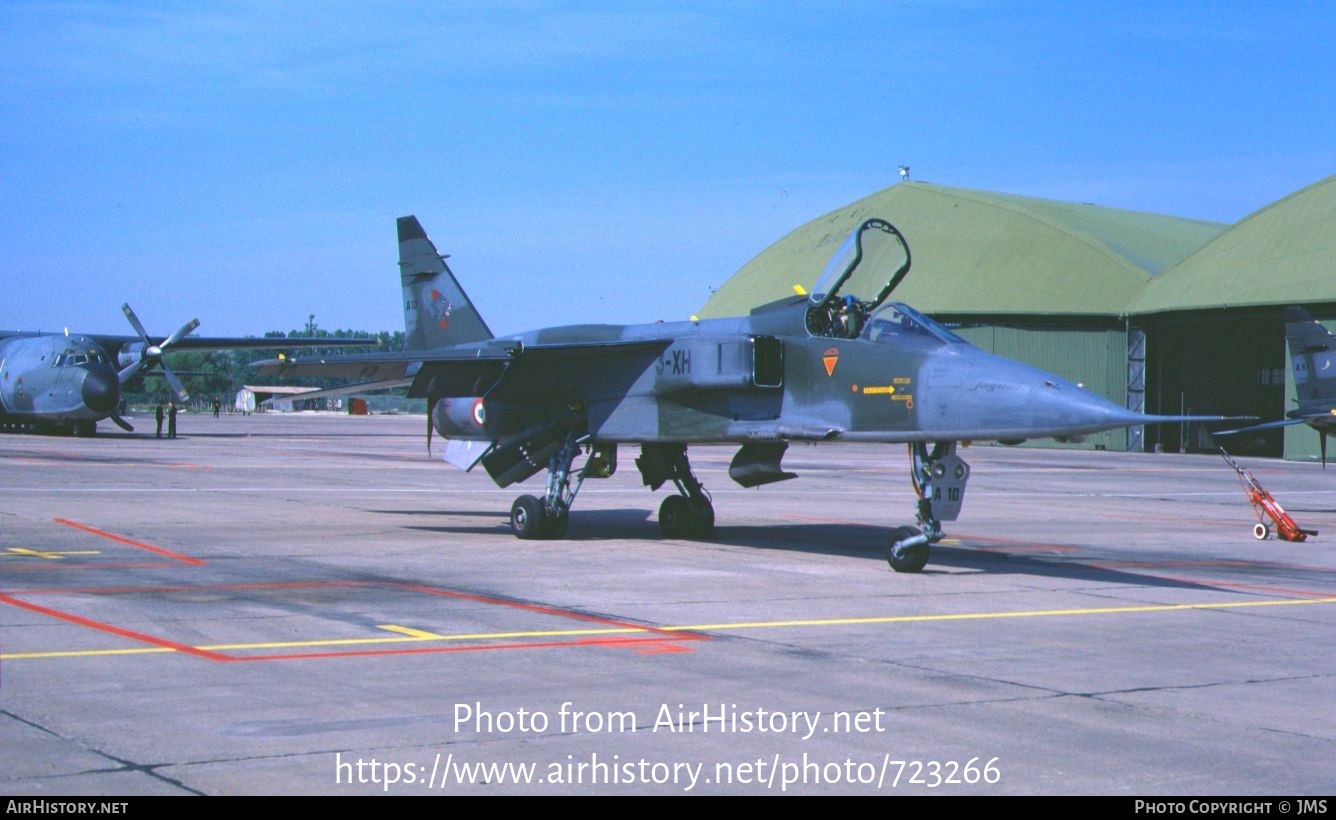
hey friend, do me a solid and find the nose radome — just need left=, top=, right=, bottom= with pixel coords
left=81, top=368, right=120, bottom=414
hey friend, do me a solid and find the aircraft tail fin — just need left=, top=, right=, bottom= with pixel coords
left=399, top=215, right=493, bottom=350
left=1283, top=306, right=1336, bottom=407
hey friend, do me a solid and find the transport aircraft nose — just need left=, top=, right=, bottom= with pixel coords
left=82, top=368, right=120, bottom=415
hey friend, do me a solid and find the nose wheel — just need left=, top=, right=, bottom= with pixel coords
left=887, top=526, right=930, bottom=573
left=887, top=441, right=971, bottom=573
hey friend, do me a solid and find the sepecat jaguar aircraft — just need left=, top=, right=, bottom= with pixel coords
left=257, top=215, right=1232, bottom=572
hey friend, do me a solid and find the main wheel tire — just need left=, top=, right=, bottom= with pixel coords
left=543, top=507, right=570, bottom=539
left=511, top=495, right=547, bottom=540
left=886, top=525, right=929, bottom=573
left=693, top=500, right=715, bottom=538
left=659, top=495, right=697, bottom=538
left=1253, top=522, right=1270, bottom=540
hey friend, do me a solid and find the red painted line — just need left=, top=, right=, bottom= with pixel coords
left=52, top=519, right=205, bottom=566
left=10, top=580, right=383, bottom=597
left=0, top=592, right=228, bottom=661
left=390, top=582, right=685, bottom=638
left=231, top=633, right=709, bottom=662
left=951, top=532, right=1080, bottom=553
left=0, top=580, right=709, bottom=662
left=1106, top=576, right=1336, bottom=599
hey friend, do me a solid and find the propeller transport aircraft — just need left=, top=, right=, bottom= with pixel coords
left=0, top=304, right=373, bottom=436
left=259, top=215, right=1233, bottom=573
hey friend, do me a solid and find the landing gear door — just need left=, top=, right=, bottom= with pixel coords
left=923, top=453, right=969, bottom=522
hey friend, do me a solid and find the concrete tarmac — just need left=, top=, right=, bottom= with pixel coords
left=1, top=412, right=1333, bottom=795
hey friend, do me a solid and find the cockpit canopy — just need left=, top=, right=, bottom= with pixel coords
left=807, top=218, right=913, bottom=339
left=809, top=218, right=911, bottom=310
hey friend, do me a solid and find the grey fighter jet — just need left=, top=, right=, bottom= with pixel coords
left=257, top=216, right=1230, bottom=572
left=1218, top=306, right=1336, bottom=466
left=0, top=304, right=373, bottom=436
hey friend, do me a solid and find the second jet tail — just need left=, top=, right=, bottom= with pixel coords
left=399, top=215, right=493, bottom=350
left=1284, top=306, right=1336, bottom=410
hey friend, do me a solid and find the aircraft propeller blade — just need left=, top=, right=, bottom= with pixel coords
left=161, top=317, right=201, bottom=349
left=117, top=359, right=145, bottom=383
left=110, top=414, right=134, bottom=432
left=161, top=363, right=191, bottom=405
left=121, top=303, right=151, bottom=343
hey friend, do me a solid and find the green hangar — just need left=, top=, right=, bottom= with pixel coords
left=697, top=175, right=1336, bottom=460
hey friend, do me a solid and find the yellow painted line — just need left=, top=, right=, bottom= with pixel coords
left=378, top=624, right=447, bottom=639
left=2, top=548, right=101, bottom=559
left=194, top=628, right=644, bottom=651
left=676, top=596, right=1336, bottom=632
left=3, top=647, right=175, bottom=659
left=3, top=596, right=1333, bottom=660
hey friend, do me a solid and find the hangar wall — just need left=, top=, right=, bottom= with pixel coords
left=705, top=174, right=1336, bottom=459
left=952, top=322, right=1130, bottom=451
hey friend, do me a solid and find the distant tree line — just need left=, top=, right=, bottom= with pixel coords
left=120, top=326, right=410, bottom=411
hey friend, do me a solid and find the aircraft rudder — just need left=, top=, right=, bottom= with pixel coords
left=1282, top=306, right=1336, bottom=405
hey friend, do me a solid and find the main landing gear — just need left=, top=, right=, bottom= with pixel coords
left=506, top=439, right=716, bottom=540
left=509, top=431, right=616, bottom=540
left=887, top=441, right=970, bottom=573
left=504, top=434, right=965, bottom=572
left=637, top=443, right=714, bottom=538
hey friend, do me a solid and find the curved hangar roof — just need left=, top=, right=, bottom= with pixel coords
left=1132, top=174, right=1336, bottom=315
left=698, top=182, right=1225, bottom=319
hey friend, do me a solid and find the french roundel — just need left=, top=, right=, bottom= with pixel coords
left=472, top=398, right=486, bottom=426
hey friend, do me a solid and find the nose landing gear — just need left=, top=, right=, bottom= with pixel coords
left=887, top=441, right=970, bottom=572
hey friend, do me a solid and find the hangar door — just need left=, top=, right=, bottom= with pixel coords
left=1145, top=311, right=1285, bottom=457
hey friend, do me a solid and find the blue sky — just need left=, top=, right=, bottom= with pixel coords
left=2, top=1, right=1333, bottom=338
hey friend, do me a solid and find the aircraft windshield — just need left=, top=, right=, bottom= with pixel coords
left=54, top=347, right=107, bottom=367
left=863, top=302, right=967, bottom=346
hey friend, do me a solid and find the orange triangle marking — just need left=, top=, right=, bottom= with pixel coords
left=822, top=347, right=839, bottom=377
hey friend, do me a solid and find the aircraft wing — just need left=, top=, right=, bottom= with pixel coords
left=1215, top=415, right=1333, bottom=436
left=0, top=332, right=376, bottom=351
left=253, top=379, right=415, bottom=402
left=259, top=339, right=674, bottom=402
left=90, top=334, right=377, bottom=358
left=407, top=339, right=672, bottom=400
left=253, top=349, right=427, bottom=382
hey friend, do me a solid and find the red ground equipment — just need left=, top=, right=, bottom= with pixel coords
left=1218, top=447, right=1316, bottom=542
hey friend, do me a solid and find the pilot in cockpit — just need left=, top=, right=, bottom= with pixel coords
left=836, top=296, right=864, bottom=338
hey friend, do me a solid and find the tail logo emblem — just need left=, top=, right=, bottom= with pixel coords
left=429, top=289, right=453, bottom=329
